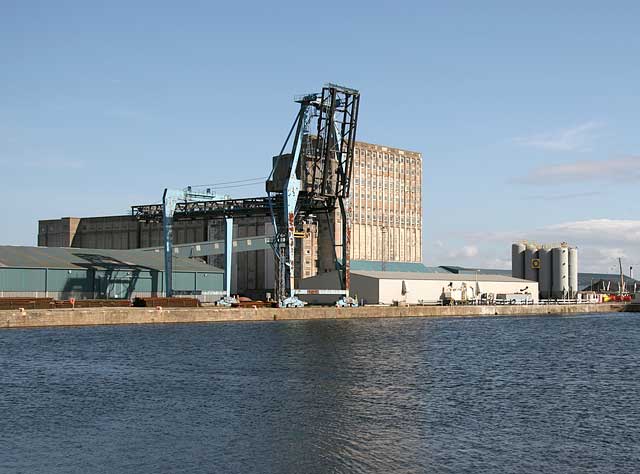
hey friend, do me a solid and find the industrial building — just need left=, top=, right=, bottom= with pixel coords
left=3, top=242, right=628, bottom=304
left=308, top=140, right=423, bottom=273
left=512, top=242, right=578, bottom=299
left=21, top=82, right=627, bottom=307
left=0, top=246, right=223, bottom=300
left=38, top=216, right=274, bottom=299
left=38, top=140, right=423, bottom=297
left=351, top=141, right=423, bottom=263
left=299, top=270, right=538, bottom=305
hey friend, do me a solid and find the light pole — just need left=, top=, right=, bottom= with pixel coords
left=475, top=269, right=480, bottom=304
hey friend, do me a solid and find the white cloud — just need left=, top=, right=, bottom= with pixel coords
left=543, top=219, right=640, bottom=244
left=426, top=241, right=512, bottom=270
left=575, top=246, right=631, bottom=274
left=452, top=218, right=640, bottom=272
left=514, top=121, right=602, bottom=152
left=468, top=218, right=640, bottom=246
left=448, top=245, right=479, bottom=259
left=515, top=156, right=640, bottom=184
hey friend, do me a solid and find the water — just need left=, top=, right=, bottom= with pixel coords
left=1, top=313, right=639, bottom=473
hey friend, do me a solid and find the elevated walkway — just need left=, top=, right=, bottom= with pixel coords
left=135, top=235, right=272, bottom=258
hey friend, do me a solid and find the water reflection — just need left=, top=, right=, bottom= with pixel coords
left=1, top=313, right=639, bottom=473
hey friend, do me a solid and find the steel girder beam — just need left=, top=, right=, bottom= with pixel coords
left=131, top=195, right=331, bottom=223
left=132, top=196, right=281, bottom=222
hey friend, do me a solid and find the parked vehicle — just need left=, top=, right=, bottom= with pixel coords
left=494, top=293, right=534, bottom=305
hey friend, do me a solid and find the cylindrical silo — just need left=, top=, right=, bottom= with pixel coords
left=538, top=245, right=553, bottom=299
left=512, top=242, right=526, bottom=279
left=524, top=244, right=539, bottom=282
left=552, top=245, right=569, bottom=299
left=568, top=247, right=578, bottom=298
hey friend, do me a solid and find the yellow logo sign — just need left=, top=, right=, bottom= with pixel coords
left=531, top=258, right=541, bottom=269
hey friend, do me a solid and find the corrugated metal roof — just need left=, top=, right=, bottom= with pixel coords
left=353, top=270, right=532, bottom=283
left=438, top=265, right=512, bottom=276
left=578, top=272, right=638, bottom=290
left=437, top=267, right=639, bottom=290
left=0, top=246, right=222, bottom=273
left=351, top=260, right=450, bottom=273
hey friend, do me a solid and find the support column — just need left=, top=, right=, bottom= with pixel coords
left=339, top=199, right=351, bottom=297
left=162, top=189, right=180, bottom=298
left=224, top=217, right=233, bottom=298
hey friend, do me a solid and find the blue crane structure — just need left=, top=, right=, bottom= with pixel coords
left=131, top=84, right=360, bottom=307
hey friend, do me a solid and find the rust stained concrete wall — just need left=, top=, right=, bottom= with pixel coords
left=1, top=304, right=636, bottom=329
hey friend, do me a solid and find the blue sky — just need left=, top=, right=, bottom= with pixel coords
left=2, top=1, right=639, bottom=272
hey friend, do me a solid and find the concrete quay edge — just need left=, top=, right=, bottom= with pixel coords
left=1, top=303, right=638, bottom=329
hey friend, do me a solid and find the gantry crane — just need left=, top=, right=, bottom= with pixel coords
left=266, top=84, right=360, bottom=306
left=131, top=83, right=360, bottom=307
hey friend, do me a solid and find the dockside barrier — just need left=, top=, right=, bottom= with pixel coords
left=1, top=303, right=638, bottom=329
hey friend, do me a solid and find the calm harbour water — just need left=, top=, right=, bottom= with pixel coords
left=1, top=313, right=639, bottom=473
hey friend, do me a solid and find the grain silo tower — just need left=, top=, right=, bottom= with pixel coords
left=552, top=244, right=569, bottom=298
left=511, top=242, right=526, bottom=279
left=538, top=245, right=553, bottom=299
left=568, top=247, right=578, bottom=298
left=524, top=243, right=539, bottom=282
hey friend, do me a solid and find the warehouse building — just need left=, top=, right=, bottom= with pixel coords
left=299, top=270, right=538, bottom=305
left=38, top=216, right=273, bottom=298
left=0, top=246, right=223, bottom=300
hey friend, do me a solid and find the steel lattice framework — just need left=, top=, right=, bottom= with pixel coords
left=305, top=83, right=360, bottom=201
left=130, top=84, right=360, bottom=307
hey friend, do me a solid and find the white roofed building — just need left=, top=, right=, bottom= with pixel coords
left=299, top=270, right=538, bottom=305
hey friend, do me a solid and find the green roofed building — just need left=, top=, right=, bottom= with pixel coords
left=0, top=246, right=223, bottom=300
left=351, top=260, right=450, bottom=273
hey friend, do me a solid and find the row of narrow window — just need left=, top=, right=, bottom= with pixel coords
left=354, top=149, right=421, bottom=165
left=352, top=216, right=421, bottom=225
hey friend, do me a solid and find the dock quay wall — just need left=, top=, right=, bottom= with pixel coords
left=1, top=303, right=638, bottom=329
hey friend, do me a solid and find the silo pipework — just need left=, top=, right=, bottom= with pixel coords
left=512, top=243, right=526, bottom=279
left=552, top=245, right=569, bottom=299
left=524, top=244, right=539, bottom=282
left=568, top=247, right=578, bottom=298
left=538, top=245, right=553, bottom=299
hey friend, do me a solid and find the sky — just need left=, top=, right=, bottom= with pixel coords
left=1, top=1, right=639, bottom=273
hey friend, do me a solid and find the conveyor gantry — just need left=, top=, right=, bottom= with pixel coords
left=131, top=196, right=336, bottom=222
left=132, top=196, right=279, bottom=221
